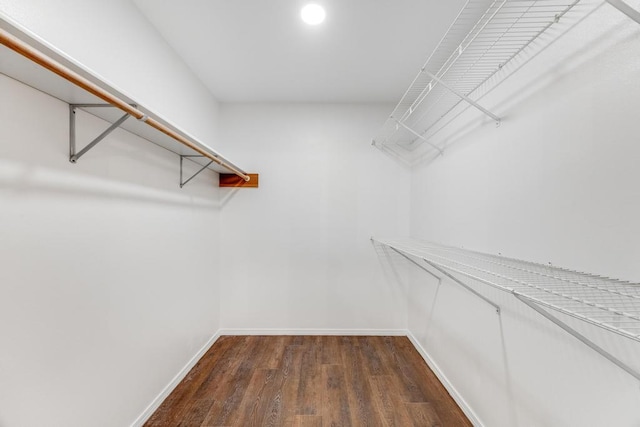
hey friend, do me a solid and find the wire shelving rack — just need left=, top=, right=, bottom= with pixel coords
left=0, top=15, right=251, bottom=187
left=372, top=0, right=640, bottom=163
left=373, top=238, right=640, bottom=380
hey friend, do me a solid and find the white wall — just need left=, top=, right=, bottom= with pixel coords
left=0, top=0, right=222, bottom=145
left=405, top=3, right=640, bottom=426
left=0, top=71, right=221, bottom=427
left=0, top=1, right=226, bottom=424
left=4, top=1, right=639, bottom=426
left=217, top=104, right=410, bottom=332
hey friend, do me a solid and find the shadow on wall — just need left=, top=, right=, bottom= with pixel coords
left=370, top=239, right=411, bottom=301
left=0, top=96, right=225, bottom=209
left=219, top=187, right=240, bottom=208
left=0, top=158, right=221, bottom=210
left=0, top=72, right=228, bottom=209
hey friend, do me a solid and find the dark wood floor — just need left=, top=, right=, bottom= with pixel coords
left=145, top=336, right=471, bottom=427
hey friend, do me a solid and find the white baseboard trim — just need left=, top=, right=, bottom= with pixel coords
left=406, top=331, right=484, bottom=427
left=130, top=330, right=222, bottom=427
left=218, top=328, right=407, bottom=336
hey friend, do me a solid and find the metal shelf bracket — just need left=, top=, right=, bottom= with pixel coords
left=606, top=0, right=640, bottom=24
left=387, top=245, right=500, bottom=313
left=180, top=155, right=214, bottom=188
left=424, top=71, right=501, bottom=126
left=394, top=119, right=444, bottom=155
left=69, top=104, right=135, bottom=163
left=514, top=293, right=640, bottom=381
left=374, top=238, right=640, bottom=383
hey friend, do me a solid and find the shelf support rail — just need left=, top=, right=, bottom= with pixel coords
left=376, top=239, right=640, bottom=382
left=370, top=140, right=414, bottom=167
left=606, top=0, right=640, bottom=24
left=69, top=104, right=134, bottom=163
left=180, top=155, right=214, bottom=188
left=514, top=293, right=640, bottom=382
left=0, top=26, right=250, bottom=182
left=386, top=244, right=500, bottom=313
left=423, top=71, right=501, bottom=125
left=393, top=119, right=444, bottom=155
left=400, top=0, right=507, bottom=125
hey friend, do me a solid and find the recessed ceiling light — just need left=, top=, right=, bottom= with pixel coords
left=301, top=3, right=326, bottom=26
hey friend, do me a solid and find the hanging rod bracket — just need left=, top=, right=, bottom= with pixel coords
left=69, top=103, right=136, bottom=163
left=514, top=293, right=640, bottom=382
left=423, top=71, right=501, bottom=125
left=606, top=0, right=640, bottom=24
left=180, top=155, right=214, bottom=188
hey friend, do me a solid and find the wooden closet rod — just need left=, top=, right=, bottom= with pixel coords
left=0, top=27, right=250, bottom=182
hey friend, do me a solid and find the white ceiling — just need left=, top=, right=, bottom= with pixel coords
left=133, top=0, right=466, bottom=103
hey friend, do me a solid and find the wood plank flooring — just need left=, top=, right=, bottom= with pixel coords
left=145, top=336, right=471, bottom=427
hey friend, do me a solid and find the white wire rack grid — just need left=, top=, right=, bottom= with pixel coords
left=373, top=0, right=590, bottom=160
left=376, top=238, right=640, bottom=343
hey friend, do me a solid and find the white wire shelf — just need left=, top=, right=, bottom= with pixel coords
left=0, top=14, right=249, bottom=183
left=375, top=238, right=640, bottom=343
left=374, top=237, right=640, bottom=379
left=372, top=0, right=589, bottom=160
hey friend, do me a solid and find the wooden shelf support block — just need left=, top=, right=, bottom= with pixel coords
left=219, top=173, right=259, bottom=188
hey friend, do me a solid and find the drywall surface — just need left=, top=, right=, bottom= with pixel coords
left=404, top=3, right=640, bottom=426
left=0, top=75, right=221, bottom=427
left=217, top=104, right=410, bottom=332
left=0, top=0, right=222, bottom=146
